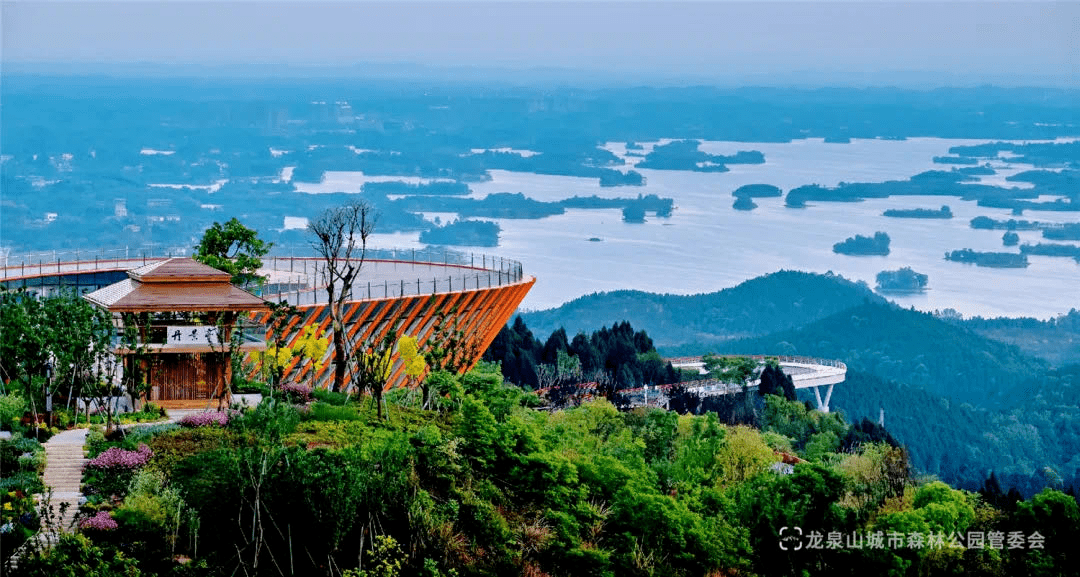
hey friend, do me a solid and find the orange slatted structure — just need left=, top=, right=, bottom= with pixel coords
left=248, top=276, right=534, bottom=390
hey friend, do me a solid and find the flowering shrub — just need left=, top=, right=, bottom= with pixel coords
left=178, top=411, right=233, bottom=428
left=84, top=444, right=152, bottom=499
left=281, top=383, right=313, bottom=404
left=79, top=510, right=118, bottom=531
left=88, top=444, right=153, bottom=470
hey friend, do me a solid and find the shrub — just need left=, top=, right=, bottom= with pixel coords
left=0, top=471, right=45, bottom=495
left=79, top=510, right=119, bottom=531
left=306, top=402, right=363, bottom=422
left=228, top=398, right=301, bottom=440
left=285, top=420, right=369, bottom=448
left=177, top=411, right=234, bottom=428
left=118, top=469, right=185, bottom=533
left=85, top=444, right=153, bottom=499
left=85, top=426, right=108, bottom=457
left=233, top=379, right=269, bottom=395
left=0, top=432, right=44, bottom=472
left=89, top=444, right=153, bottom=469
left=281, top=383, right=313, bottom=404
left=0, top=393, right=27, bottom=431
left=147, top=427, right=233, bottom=474
left=312, top=387, right=351, bottom=406
left=14, top=533, right=140, bottom=576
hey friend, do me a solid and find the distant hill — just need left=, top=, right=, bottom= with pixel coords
left=828, top=368, right=1079, bottom=496
left=956, top=310, right=1080, bottom=367
left=520, top=271, right=884, bottom=348
left=699, top=302, right=1046, bottom=408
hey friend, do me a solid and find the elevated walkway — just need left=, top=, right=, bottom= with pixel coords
left=540, top=355, right=847, bottom=413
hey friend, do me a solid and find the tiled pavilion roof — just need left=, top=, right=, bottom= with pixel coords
left=83, top=258, right=268, bottom=312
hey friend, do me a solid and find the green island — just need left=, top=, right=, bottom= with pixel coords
left=732, top=184, right=782, bottom=210
left=1019, top=242, right=1080, bottom=263
left=945, top=248, right=1029, bottom=268
left=418, top=219, right=500, bottom=247
left=932, top=155, right=979, bottom=165
left=875, top=267, right=929, bottom=292
left=833, top=232, right=891, bottom=256
left=784, top=168, right=1079, bottom=213
left=636, top=139, right=765, bottom=172
left=883, top=205, right=952, bottom=219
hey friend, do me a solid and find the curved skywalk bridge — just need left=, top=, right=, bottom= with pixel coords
left=540, top=355, right=846, bottom=413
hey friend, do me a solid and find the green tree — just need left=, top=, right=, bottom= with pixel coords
left=703, top=355, right=760, bottom=386
left=1010, top=488, right=1080, bottom=575
left=1, top=290, right=113, bottom=431
left=193, top=217, right=272, bottom=286
left=351, top=331, right=396, bottom=420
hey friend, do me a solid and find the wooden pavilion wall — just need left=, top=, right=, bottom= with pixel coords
left=146, top=353, right=227, bottom=402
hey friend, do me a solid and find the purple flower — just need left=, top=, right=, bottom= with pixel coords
left=281, top=384, right=313, bottom=403
left=79, top=510, right=118, bottom=531
left=87, top=444, right=152, bottom=470
left=177, top=411, right=234, bottom=428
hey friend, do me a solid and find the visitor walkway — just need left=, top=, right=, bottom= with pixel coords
left=39, top=428, right=88, bottom=535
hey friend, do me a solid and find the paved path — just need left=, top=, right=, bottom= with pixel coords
left=39, top=428, right=89, bottom=534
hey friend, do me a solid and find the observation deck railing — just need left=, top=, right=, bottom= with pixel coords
left=1, top=246, right=528, bottom=306
left=256, top=248, right=526, bottom=306
left=1, top=247, right=182, bottom=280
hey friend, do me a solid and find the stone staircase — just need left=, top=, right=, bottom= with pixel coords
left=39, top=428, right=88, bottom=534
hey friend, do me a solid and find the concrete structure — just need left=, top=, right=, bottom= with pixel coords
left=667, top=355, right=847, bottom=412
left=540, top=355, right=848, bottom=413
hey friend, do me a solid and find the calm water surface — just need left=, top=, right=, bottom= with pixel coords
left=352, top=138, right=1080, bottom=318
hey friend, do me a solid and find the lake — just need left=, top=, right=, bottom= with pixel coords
left=395, top=137, right=1079, bottom=319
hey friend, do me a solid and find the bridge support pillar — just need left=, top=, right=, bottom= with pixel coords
left=811, top=383, right=834, bottom=413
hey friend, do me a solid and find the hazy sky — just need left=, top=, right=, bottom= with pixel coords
left=3, top=1, right=1078, bottom=85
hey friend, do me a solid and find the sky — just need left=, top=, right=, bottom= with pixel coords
left=2, top=1, right=1078, bottom=86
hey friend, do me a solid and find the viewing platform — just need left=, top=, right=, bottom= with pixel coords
left=539, top=355, right=847, bottom=413
left=1, top=247, right=527, bottom=304
left=3, top=246, right=534, bottom=391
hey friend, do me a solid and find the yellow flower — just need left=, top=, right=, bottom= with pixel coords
left=3, top=502, right=12, bottom=511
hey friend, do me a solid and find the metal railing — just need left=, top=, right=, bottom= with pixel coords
left=0, top=247, right=180, bottom=280
left=258, top=248, right=527, bottom=306
left=0, top=245, right=528, bottom=305
left=666, top=355, right=847, bottom=371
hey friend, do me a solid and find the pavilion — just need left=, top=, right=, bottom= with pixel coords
left=83, top=258, right=269, bottom=409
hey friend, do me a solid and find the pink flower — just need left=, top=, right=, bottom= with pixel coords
left=177, top=411, right=234, bottom=428
left=281, top=384, right=313, bottom=403
left=87, top=444, right=152, bottom=470
left=79, top=510, right=118, bottom=531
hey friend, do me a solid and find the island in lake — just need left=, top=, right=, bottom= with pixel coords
left=731, top=184, right=782, bottom=211
left=876, top=267, right=929, bottom=293
left=883, top=205, right=952, bottom=219
left=636, top=139, right=765, bottom=172
left=419, top=220, right=500, bottom=247
left=1020, top=243, right=1080, bottom=263
left=834, top=232, right=891, bottom=256
left=945, top=249, right=1029, bottom=268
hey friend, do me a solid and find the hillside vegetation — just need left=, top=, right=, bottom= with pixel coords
left=700, top=302, right=1045, bottom=408
left=521, top=271, right=884, bottom=348
left=9, top=365, right=1078, bottom=576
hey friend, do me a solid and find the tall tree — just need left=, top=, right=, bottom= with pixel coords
left=308, top=201, right=378, bottom=392
left=193, top=218, right=272, bottom=286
